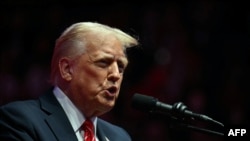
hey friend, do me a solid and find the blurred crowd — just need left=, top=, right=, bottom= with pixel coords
left=1, top=1, right=249, bottom=141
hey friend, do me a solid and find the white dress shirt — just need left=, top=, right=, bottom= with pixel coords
left=53, top=86, right=99, bottom=141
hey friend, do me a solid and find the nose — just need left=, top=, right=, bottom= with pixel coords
left=108, top=63, right=121, bottom=83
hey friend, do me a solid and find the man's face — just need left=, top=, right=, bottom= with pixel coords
left=67, top=35, right=128, bottom=117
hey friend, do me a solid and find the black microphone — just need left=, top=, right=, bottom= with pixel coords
left=131, top=93, right=224, bottom=127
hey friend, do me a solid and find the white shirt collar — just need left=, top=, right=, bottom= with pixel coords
left=53, top=86, right=98, bottom=139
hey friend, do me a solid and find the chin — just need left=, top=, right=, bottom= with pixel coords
left=103, top=102, right=115, bottom=111
left=97, top=107, right=113, bottom=116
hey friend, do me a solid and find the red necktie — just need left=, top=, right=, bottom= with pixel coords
left=82, top=119, right=96, bottom=141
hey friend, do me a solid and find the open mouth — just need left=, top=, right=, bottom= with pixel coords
left=106, top=86, right=118, bottom=95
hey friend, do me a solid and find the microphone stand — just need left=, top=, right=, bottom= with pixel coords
left=164, top=102, right=224, bottom=137
left=169, top=120, right=224, bottom=136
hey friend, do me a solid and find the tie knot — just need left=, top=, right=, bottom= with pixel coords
left=82, top=119, right=94, bottom=133
left=81, top=119, right=95, bottom=141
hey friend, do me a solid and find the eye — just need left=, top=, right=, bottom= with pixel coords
left=95, top=59, right=111, bottom=68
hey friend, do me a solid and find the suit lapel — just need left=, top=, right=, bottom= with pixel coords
left=39, top=90, right=78, bottom=141
left=97, top=126, right=110, bottom=141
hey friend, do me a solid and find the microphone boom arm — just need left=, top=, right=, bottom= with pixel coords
left=132, top=93, right=225, bottom=137
left=170, top=121, right=224, bottom=136
left=156, top=101, right=224, bottom=136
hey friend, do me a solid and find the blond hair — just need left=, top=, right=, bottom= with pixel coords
left=50, top=22, right=139, bottom=85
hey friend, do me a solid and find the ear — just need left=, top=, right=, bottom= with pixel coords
left=59, top=57, right=73, bottom=81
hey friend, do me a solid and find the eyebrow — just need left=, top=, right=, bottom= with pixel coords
left=93, top=52, right=128, bottom=65
left=118, top=57, right=129, bottom=66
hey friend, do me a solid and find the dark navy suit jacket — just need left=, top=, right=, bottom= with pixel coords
left=0, top=89, right=131, bottom=141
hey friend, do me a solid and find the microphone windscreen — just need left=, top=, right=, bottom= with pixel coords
left=131, top=93, right=157, bottom=112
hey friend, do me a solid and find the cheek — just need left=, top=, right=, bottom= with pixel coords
left=118, top=75, right=124, bottom=84
left=75, top=67, right=107, bottom=88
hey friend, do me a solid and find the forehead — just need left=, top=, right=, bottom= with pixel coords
left=85, top=34, right=127, bottom=60
left=88, top=46, right=128, bottom=63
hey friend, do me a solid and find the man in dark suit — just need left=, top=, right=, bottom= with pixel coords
left=0, top=22, right=139, bottom=141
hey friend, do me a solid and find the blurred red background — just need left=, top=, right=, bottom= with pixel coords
left=1, top=1, right=249, bottom=141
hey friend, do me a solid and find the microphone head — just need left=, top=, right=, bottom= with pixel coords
left=131, top=93, right=157, bottom=112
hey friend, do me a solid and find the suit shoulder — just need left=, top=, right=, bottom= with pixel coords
left=0, top=100, right=40, bottom=120
left=97, top=118, right=123, bottom=130
left=97, top=118, right=131, bottom=140
left=1, top=100, right=39, bottom=111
